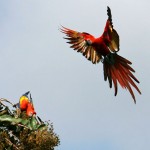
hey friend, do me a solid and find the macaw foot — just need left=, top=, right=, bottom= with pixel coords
left=101, top=56, right=104, bottom=63
left=15, top=108, right=21, bottom=118
left=104, top=53, right=116, bottom=65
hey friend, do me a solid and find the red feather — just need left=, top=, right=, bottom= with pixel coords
left=61, top=6, right=141, bottom=102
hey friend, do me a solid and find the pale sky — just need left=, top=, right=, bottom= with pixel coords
left=0, top=1, right=150, bottom=150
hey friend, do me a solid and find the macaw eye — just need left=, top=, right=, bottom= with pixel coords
left=86, top=39, right=92, bottom=46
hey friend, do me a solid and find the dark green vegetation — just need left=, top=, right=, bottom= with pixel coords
left=0, top=99, right=60, bottom=150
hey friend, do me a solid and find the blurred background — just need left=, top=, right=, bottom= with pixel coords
left=0, top=0, right=149, bottom=150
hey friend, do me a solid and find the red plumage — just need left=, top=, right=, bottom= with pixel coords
left=61, top=6, right=141, bottom=103
left=19, top=91, right=36, bottom=116
left=26, top=102, right=36, bottom=117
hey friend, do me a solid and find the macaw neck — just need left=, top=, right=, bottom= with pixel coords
left=92, top=36, right=110, bottom=56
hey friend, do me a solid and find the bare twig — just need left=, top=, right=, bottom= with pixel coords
left=0, top=98, right=14, bottom=106
left=17, top=123, right=29, bottom=129
left=5, top=137, right=20, bottom=150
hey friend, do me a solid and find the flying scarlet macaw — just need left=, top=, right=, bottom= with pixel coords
left=61, top=6, right=141, bottom=103
left=19, top=91, right=36, bottom=116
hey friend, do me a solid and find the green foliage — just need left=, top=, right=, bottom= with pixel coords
left=0, top=99, right=60, bottom=150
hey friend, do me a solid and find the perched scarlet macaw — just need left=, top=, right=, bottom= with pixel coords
left=19, top=91, right=36, bottom=116
left=61, top=6, right=141, bottom=103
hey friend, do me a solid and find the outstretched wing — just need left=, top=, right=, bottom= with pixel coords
left=103, top=6, right=120, bottom=52
left=61, top=26, right=101, bottom=64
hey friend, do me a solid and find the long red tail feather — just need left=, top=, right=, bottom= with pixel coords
left=103, top=53, right=141, bottom=103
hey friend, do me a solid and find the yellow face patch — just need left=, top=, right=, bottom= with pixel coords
left=19, top=96, right=29, bottom=105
